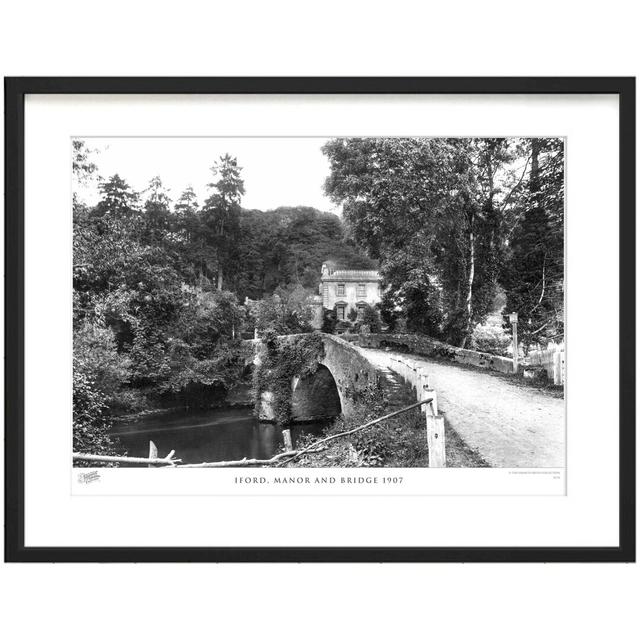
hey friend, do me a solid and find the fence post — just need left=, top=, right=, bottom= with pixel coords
left=148, top=440, right=158, bottom=468
left=401, top=357, right=408, bottom=380
left=408, top=361, right=415, bottom=388
left=417, top=368, right=429, bottom=411
left=426, top=414, right=446, bottom=468
left=420, top=388, right=437, bottom=415
left=553, top=351, right=563, bottom=385
left=282, top=429, right=293, bottom=452
left=509, top=312, right=519, bottom=373
left=420, top=379, right=438, bottom=415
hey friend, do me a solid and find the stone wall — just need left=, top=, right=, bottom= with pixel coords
left=359, top=333, right=514, bottom=375
left=256, top=333, right=381, bottom=422
left=320, top=334, right=380, bottom=416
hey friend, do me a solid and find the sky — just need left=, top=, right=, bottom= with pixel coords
left=74, top=137, right=339, bottom=213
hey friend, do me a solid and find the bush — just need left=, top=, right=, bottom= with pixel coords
left=335, top=320, right=353, bottom=334
left=74, top=321, right=136, bottom=414
left=321, top=385, right=427, bottom=467
left=250, top=284, right=314, bottom=335
left=253, top=333, right=324, bottom=425
left=359, top=303, right=382, bottom=333
left=470, top=320, right=511, bottom=356
left=73, top=364, right=123, bottom=463
left=321, top=307, right=337, bottom=334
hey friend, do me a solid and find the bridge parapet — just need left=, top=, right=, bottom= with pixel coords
left=358, top=333, right=514, bottom=375
left=320, top=334, right=380, bottom=415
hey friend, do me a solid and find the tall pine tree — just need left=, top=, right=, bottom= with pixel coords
left=201, top=155, right=245, bottom=290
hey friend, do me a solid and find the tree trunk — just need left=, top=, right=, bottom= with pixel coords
left=217, top=267, right=223, bottom=290
left=530, top=139, right=540, bottom=192
left=461, top=212, right=475, bottom=348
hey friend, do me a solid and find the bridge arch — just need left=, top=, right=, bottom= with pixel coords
left=291, top=364, right=341, bottom=421
left=253, top=333, right=380, bottom=423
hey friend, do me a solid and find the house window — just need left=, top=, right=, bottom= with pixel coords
left=356, top=305, right=365, bottom=321
left=357, top=283, right=366, bottom=298
left=337, top=283, right=345, bottom=297
left=337, top=305, right=346, bottom=320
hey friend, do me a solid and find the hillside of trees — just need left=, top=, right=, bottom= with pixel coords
left=232, top=206, right=376, bottom=300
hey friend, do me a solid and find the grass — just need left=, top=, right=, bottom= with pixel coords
left=284, top=371, right=491, bottom=469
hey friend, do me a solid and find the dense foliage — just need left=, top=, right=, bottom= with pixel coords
left=288, top=385, right=430, bottom=468
left=232, top=206, right=375, bottom=301
left=323, top=137, right=564, bottom=349
left=72, top=142, right=372, bottom=455
left=247, top=283, right=315, bottom=335
left=501, top=139, right=564, bottom=351
left=252, top=332, right=324, bottom=426
left=73, top=148, right=250, bottom=455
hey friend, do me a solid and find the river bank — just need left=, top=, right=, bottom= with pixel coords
left=112, top=405, right=331, bottom=465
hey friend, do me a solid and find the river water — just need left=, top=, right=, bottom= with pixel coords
left=112, top=406, right=331, bottom=465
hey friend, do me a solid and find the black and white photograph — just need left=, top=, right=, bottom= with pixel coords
left=72, top=136, right=565, bottom=472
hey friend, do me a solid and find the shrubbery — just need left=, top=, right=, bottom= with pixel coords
left=324, top=302, right=382, bottom=335
left=73, top=360, right=123, bottom=463
left=285, top=384, right=428, bottom=468
left=252, top=332, right=324, bottom=426
left=470, top=319, right=511, bottom=356
left=248, top=283, right=315, bottom=336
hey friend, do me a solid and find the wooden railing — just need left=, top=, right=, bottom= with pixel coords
left=386, top=353, right=445, bottom=467
left=525, top=345, right=565, bottom=385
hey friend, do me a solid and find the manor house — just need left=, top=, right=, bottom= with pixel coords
left=319, top=262, right=382, bottom=321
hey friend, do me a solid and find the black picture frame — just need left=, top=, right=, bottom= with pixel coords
left=4, top=76, right=635, bottom=563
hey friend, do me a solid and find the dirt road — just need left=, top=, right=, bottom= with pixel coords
left=358, top=347, right=565, bottom=468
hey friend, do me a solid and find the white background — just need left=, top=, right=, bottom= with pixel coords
left=1, top=1, right=638, bottom=639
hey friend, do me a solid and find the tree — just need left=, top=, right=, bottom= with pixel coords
left=201, top=154, right=245, bottom=290
left=73, top=361, right=122, bottom=461
left=94, top=174, right=140, bottom=219
left=73, top=174, right=146, bottom=304
left=72, top=140, right=98, bottom=184
left=359, top=303, right=382, bottom=333
left=250, top=284, right=315, bottom=335
left=322, top=137, right=534, bottom=347
left=173, top=186, right=207, bottom=281
left=160, top=288, right=246, bottom=407
left=233, top=206, right=375, bottom=300
left=142, top=176, right=173, bottom=245
left=501, top=138, right=564, bottom=351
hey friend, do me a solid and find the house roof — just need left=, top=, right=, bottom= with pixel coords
left=321, top=269, right=381, bottom=282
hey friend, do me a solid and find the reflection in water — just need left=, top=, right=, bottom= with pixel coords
left=112, top=406, right=331, bottom=465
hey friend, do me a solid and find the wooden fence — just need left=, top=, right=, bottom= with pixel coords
left=386, top=354, right=445, bottom=467
left=525, top=344, right=565, bottom=385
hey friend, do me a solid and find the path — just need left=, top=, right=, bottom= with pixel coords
left=357, top=347, right=565, bottom=468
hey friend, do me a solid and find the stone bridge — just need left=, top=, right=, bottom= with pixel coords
left=248, top=333, right=380, bottom=423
